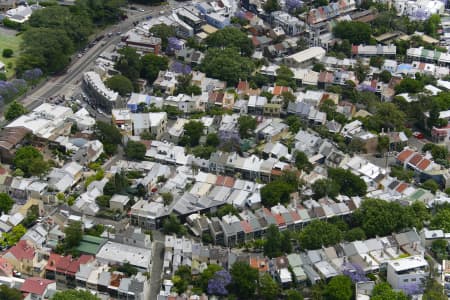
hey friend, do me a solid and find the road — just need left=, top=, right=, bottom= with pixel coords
left=149, top=230, right=165, bottom=300
left=17, top=6, right=168, bottom=111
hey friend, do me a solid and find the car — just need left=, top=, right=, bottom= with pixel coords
left=116, top=31, right=122, bottom=35
left=77, top=53, right=83, bottom=58
left=138, top=8, right=145, bottom=12
left=107, top=32, right=113, bottom=37
left=413, top=131, right=424, bottom=139
left=160, top=10, right=165, bottom=15
left=13, top=270, right=21, bottom=278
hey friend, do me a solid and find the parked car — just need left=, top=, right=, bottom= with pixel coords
left=413, top=131, right=424, bottom=139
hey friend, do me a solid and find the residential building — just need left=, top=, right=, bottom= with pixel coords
left=271, top=11, right=304, bottom=36
left=131, top=112, right=167, bottom=139
left=122, top=28, right=162, bottom=54
left=83, top=71, right=119, bottom=113
left=0, top=126, right=31, bottom=164
left=386, top=256, right=428, bottom=293
left=20, top=277, right=56, bottom=300
left=2, top=240, right=46, bottom=277
left=285, top=47, right=326, bottom=68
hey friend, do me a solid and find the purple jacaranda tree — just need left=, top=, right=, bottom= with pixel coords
left=167, top=37, right=183, bottom=53
left=0, top=81, right=19, bottom=101
left=286, top=0, right=303, bottom=12
left=357, top=84, right=377, bottom=93
left=22, top=68, right=43, bottom=82
left=235, top=11, right=246, bottom=20
left=207, top=269, right=232, bottom=296
left=402, top=282, right=423, bottom=296
left=171, top=61, right=192, bottom=75
left=342, top=262, right=368, bottom=283
left=11, top=79, right=27, bottom=91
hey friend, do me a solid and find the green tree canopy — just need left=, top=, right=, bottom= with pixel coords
left=238, top=115, right=257, bottom=138
left=229, top=262, right=259, bottom=300
left=324, top=275, right=353, bottom=300
left=115, top=47, right=142, bottom=82
left=344, top=227, right=366, bottom=242
left=311, top=178, right=340, bottom=200
left=52, top=290, right=100, bottom=300
left=328, top=168, right=367, bottom=197
left=423, top=279, right=446, bottom=300
left=259, top=273, right=280, bottom=300
left=372, top=283, right=408, bottom=300
left=94, top=121, right=122, bottom=155
left=264, top=224, right=282, bottom=258
left=205, top=27, right=254, bottom=57
left=430, top=207, right=450, bottom=232
left=5, top=101, right=27, bottom=121
left=294, top=151, right=313, bottom=173
left=105, top=75, right=133, bottom=96
left=163, top=214, right=187, bottom=235
left=299, top=220, right=342, bottom=250
left=149, top=24, right=176, bottom=51
left=353, top=198, right=415, bottom=237
left=64, top=221, right=83, bottom=249
left=140, top=53, right=169, bottom=83
left=332, top=21, right=372, bottom=44
left=206, top=133, right=220, bottom=147
left=200, top=48, right=255, bottom=86
left=0, top=193, right=14, bottom=215
left=17, top=28, right=74, bottom=74
left=263, top=0, right=280, bottom=13
left=125, top=140, right=146, bottom=160
left=261, top=179, right=297, bottom=207
left=13, top=146, right=49, bottom=177
left=181, top=121, right=204, bottom=147
left=0, top=285, right=22, bottom=300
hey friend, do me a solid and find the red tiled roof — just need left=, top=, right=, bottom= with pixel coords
left=273, top=213, right=285, bottom=226
left=0, top=257, right=13, bottom=276
left=409, top=153, right=423, bottom=166
left=6, top=240, right=35, bottom=261
left=396, top=149, right=414, bottom=163
left=249, top=257, right=268, bottom=272
left=54, top=254, right=93, bottom=275
left=417, top=158, right=431, bottom=171
left=396, top=182, right=408, bottom=193
left=223, top=176, right=235, bottom=188
left=240, top=220, right=253, bottom=233
left=237, top=81, right=249, bottom=91
left=289, top=211, right=301, bottom=222
left=351, top=45, right=358, bottom=55
left=21, top=277, right=54, bottom=296
left=46, top=253, right=62, bottom=272
left=215, top=175, right=225, bottom=186
left=272, top=85, right=289, bottom=96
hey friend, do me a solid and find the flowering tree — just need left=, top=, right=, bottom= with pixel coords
left=0, top=81, right=19, bottom=101
left=403, top=282, right=423, bottom=296
left=286, top=0, right=303, bottom=12
left=342, top=262, right=367, bottom=283
left=22, top=68, right=43, bottom=82
left=167, top=37, right=183, bottom=53
left=171, top=61, right=191, bottom=75
left=207, top=269, right=232, bottom=295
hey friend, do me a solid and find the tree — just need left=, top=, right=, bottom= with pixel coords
left=205, top=27, right=254, bottom=57
left=163, top=214, right=187, bottom=235
left=13, top=146, right=49, bottom=177
left=286, top=290, right=303, bottom=300
left=198, top=264, right=223, bottom=291
left=372, top=283, right=408, bottom=300
left=431, top=239, right=448, bottom=260
left=423, top=279, right=446, bottom=300
left=395, top=77, right=424, bottom=94
left=422, top=143, right=448, bottom=160
left=2, top=225, right=26, bottom=247
left=95, top=121, right=122, bottom=155
left=410, top=201, right=430, bottom=230
left=264, top=224, right=282, bottom=258
left=2, top=49, right=13, bottom=58
left=149, top=24, right=176, bottom=51
left=115, top=47, right=142, bottom=83
left=160, top=192, right=173, bottom=206
left=52, top=290, right=100, bottom=300
left=422, top=179, right=440, bottom=193
left=431, top=208, right=450, bottom=232
left=0, top=285, right=22, bottom=300
left=370, top=56, right=384, bottom=68
left=324, top=275, right=353, bottom=300
left=333, top=21, right=372, bottom=44
left=344, top=227, right=366, bottom=242
left=428, top=103, right=441, bottom=128
left=140, top=53, right=169, bottom=83
left=377, top=135, right=390, bottom=154
left=263, top=0, right=280, bottom=13
left=181, top=121, right=204, bottom=147
left=208, top=269, right=232, bottom=296
left=299, top=220, right=342, bottom=250
left=172, top=265, right=191, bottom=293
left=238, top=115, right=257, bottom=138
left=311, top=178, right=340, bottom=199
left=295, top=151, right=313, bottom=173
left=285, top=115, right=303, bottom=133
left=200, top=48, right=255, bottom=86
left=261, top=180, right=297, bottom=207
left=276, top=65, right=295, bottom=89
left=96, top=195, right=111, bottom=208
left=0, top=193, right=14, bottom=215
left=353, top=198, right=415, bottom=237
left=17, top=28, right=74, bottom=74
left=354, top=59, right=369, bottom=82
left=206, top=133, right=220, bottom=147
left=105, top=75, right=133, bottom=96
left=125, top=141, right=146, bottom=160
left=379, top=70, right=392, bottom=83
left=64, top=221, right=83, bottom=249
left=229, top=262, right=259, bottom=300
left=328, top=168, right=367, bottom=197
left=312, top=63, right=325, bottom=72
left=5, top=101, right=27, bottom=121
left=259, top=273, right=280, bottom=300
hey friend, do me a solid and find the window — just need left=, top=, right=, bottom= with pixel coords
left=411, top=278, right=416, bottom=282
left=403, top=279, right=409, bottom=282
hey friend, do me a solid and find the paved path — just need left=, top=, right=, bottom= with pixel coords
left=149, top=231, right=165, bottom=300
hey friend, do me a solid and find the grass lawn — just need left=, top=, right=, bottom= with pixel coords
left=0, top=33, right=22, bottom=79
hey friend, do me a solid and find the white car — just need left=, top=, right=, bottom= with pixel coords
left=138, top=8, right=145, bottom=12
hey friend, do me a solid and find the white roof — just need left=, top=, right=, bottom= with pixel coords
left=287, top=47, right=326, bottom=64
left=96, top=241, right=152, bottom=270
left=388, top=255, right=427, bottom=272
left=83, top=71, right=119, bottom=102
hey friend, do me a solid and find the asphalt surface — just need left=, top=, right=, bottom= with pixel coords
left=149, top=231, right=166, bottom=299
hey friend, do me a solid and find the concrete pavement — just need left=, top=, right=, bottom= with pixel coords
left=149, top=231, right=165, bottom=299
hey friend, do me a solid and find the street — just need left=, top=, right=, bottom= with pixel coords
left=149, top=231, right=165, bottom=299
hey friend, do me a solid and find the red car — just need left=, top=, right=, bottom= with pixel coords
left=413, top=132, right=424, bottom=139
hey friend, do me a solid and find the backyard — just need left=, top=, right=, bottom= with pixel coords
left=0, top=29, right=22, bottom=79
